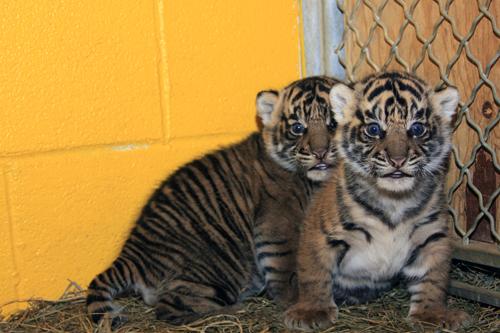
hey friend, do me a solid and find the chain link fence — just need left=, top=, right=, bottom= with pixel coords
left=304, top=0, right=498, bottom=251
left=302, top=0, right=499, bottom=305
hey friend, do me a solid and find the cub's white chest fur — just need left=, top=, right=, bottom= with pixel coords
left=340, top=224, right=413, bottom=280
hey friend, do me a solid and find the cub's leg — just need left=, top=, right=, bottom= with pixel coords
left=284, top=227, right=342, bottom=331
left=403, top=230, right=470, bottom=330
left=254, top=212, right=301, bottom=305
left=154, top=277, right=241, bottom=324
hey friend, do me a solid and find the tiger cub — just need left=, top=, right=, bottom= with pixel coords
left=87, top=76, right=343, bottom=326
left=284, top=72, right=470, bottom=331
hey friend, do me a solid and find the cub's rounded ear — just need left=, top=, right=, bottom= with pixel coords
left=256, top=90, right=279, bottom=126
left=329, top=83, right=355, bottom=124
left=432, top=87, right=460, bottom=122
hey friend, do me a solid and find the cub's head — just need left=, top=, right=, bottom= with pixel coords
left=256, top=76, right=343, bottom=182
left=330, top=71, right=459, bottom=192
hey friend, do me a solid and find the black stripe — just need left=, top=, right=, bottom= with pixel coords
left=124, top=241, right=159, bottom=283
left=337, top=186, right=372, bottom=243
left=255, top=170, right=280, bottom=202
left=257, top=250, right=293, bottom=261
left=138, top=214, right=169, bottom=238
left=211, top=156, right=252, bottom=233
left=263, top=266, right=289, bottom=274
left=182, top=167, right=221, bottom=221
left=363, top=79, right=375, bottom=95
left=86, top=294, right=111, bottom=304
left=291, top=90, right=305, bottom=104
left=409, top=210, right=441, bottom=238
left=143, top=208, right=196, bottom=252
left=123, top=242, right=157, bottom=286
left=174, top=278, right=235, bottom=305
left=168, top=178, right=245, bottom=277
left=154, top=204, right=218, bottom=263
left=355, top=109, right=364, bottom=122
left=219, top=149, right=251, bottom=203
left=182, top=166, right=247, bottom=253
left=367, top=81, right=391, bottom=101
left=384, top=96, right=395, bottom=117
left=395, top=80, right=422, bottom=100
left=291, top=188, right=307, bottom=212
left=407, top=277, right=446, bottom=295
left=201, top=155, right=251, bottom=240
left=165, top=295, right=199, bottom=314
left=255, top=239, right=288, bottom=248
left=258, top=155, right=286, bottom=183
left=107, top=267, right=122, bottom=290
left=402, top=181, right=435, bottom=219
left=346, top=178, right=394, bottom=229
left=154, top=200, right=191, bottom=235
left=131, top=230, right=181, bottom=269
left=391, top=81, right=407, bottom=109
left=91, top=305, right=114, bottom=323
left=88, top=280, right=111, bottom=293
left=327, top=239, right=350, bottom=267
left=111, top=261, right=127, bottom=289
left=118, top=259, right=135, bottom=287
left=415, top=107, right=425, bottom=119
left=328, top=239, right=347, bottom=247
left=342, top=222, right=372, bottom=243
left=96, top=271, right=112, bottom=286
left=406, top=232, right=447, bottom=266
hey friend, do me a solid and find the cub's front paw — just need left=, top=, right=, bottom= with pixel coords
left=284, top=303, right=338, bottom=331
left=410, top=308, right=471, bottom=331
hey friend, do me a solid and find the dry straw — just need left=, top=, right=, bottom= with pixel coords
left=1, top=264, right=498, bottom=333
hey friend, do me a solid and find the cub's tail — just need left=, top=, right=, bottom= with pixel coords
left=86, top=259, right=134, bottom=327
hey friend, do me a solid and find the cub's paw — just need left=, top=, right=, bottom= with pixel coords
left=410, top=308, right=471, bottom=331
left=284, top=303, right=338, bottom=331
left=444, top=309, right=471, bottom=330
left=93, top=313, right=128, bottom=330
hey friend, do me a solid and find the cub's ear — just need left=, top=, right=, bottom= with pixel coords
left=329, top=83, right=355, bottom=124
left=256, top=90, right=279, bottom=126
left=431, top=87, right=460, bottom=122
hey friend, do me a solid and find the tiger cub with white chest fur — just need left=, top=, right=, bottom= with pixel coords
left=284, top=72, right=470, bottom=331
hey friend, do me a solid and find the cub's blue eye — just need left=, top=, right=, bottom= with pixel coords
left=366, top=123, right=382, bottom=137
left=409, top=122, right=425, bottom=137
left=291, top=122, right=305, bottom=135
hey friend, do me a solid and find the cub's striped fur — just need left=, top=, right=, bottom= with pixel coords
left=284, top=72, right=470, bottom=331
left=87, top=76, right=342, bottom=326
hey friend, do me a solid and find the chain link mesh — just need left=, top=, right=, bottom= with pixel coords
left=329, top=0, right=499, bottom=248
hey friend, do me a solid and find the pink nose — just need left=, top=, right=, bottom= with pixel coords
left=390, top=157, right=407, bottom=168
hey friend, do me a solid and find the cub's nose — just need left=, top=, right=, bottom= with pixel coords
left=389, top=156, right=407, bottom=168
left=312, top=149, right=327, bottom=160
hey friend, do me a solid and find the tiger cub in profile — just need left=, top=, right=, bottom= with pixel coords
left=284, top=72, right=470, bottom=331
left=87, top=76, right=343, bottom=326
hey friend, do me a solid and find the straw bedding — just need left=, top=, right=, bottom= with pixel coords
left=1, top=262, right=498, bottom=333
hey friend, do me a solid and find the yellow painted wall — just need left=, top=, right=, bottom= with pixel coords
left=0, top=0, right=302, bottom=315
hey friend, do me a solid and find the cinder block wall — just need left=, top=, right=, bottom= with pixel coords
left=0, top=0, right=302, bottom=314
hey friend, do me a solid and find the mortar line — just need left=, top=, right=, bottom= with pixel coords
left=1, top=167, right=21, bottom=305
left=155, top=0, right=171, bottom=144
left=0, top=139, right=163, bottom=160
left=0, top=131, right=252, bottom=161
